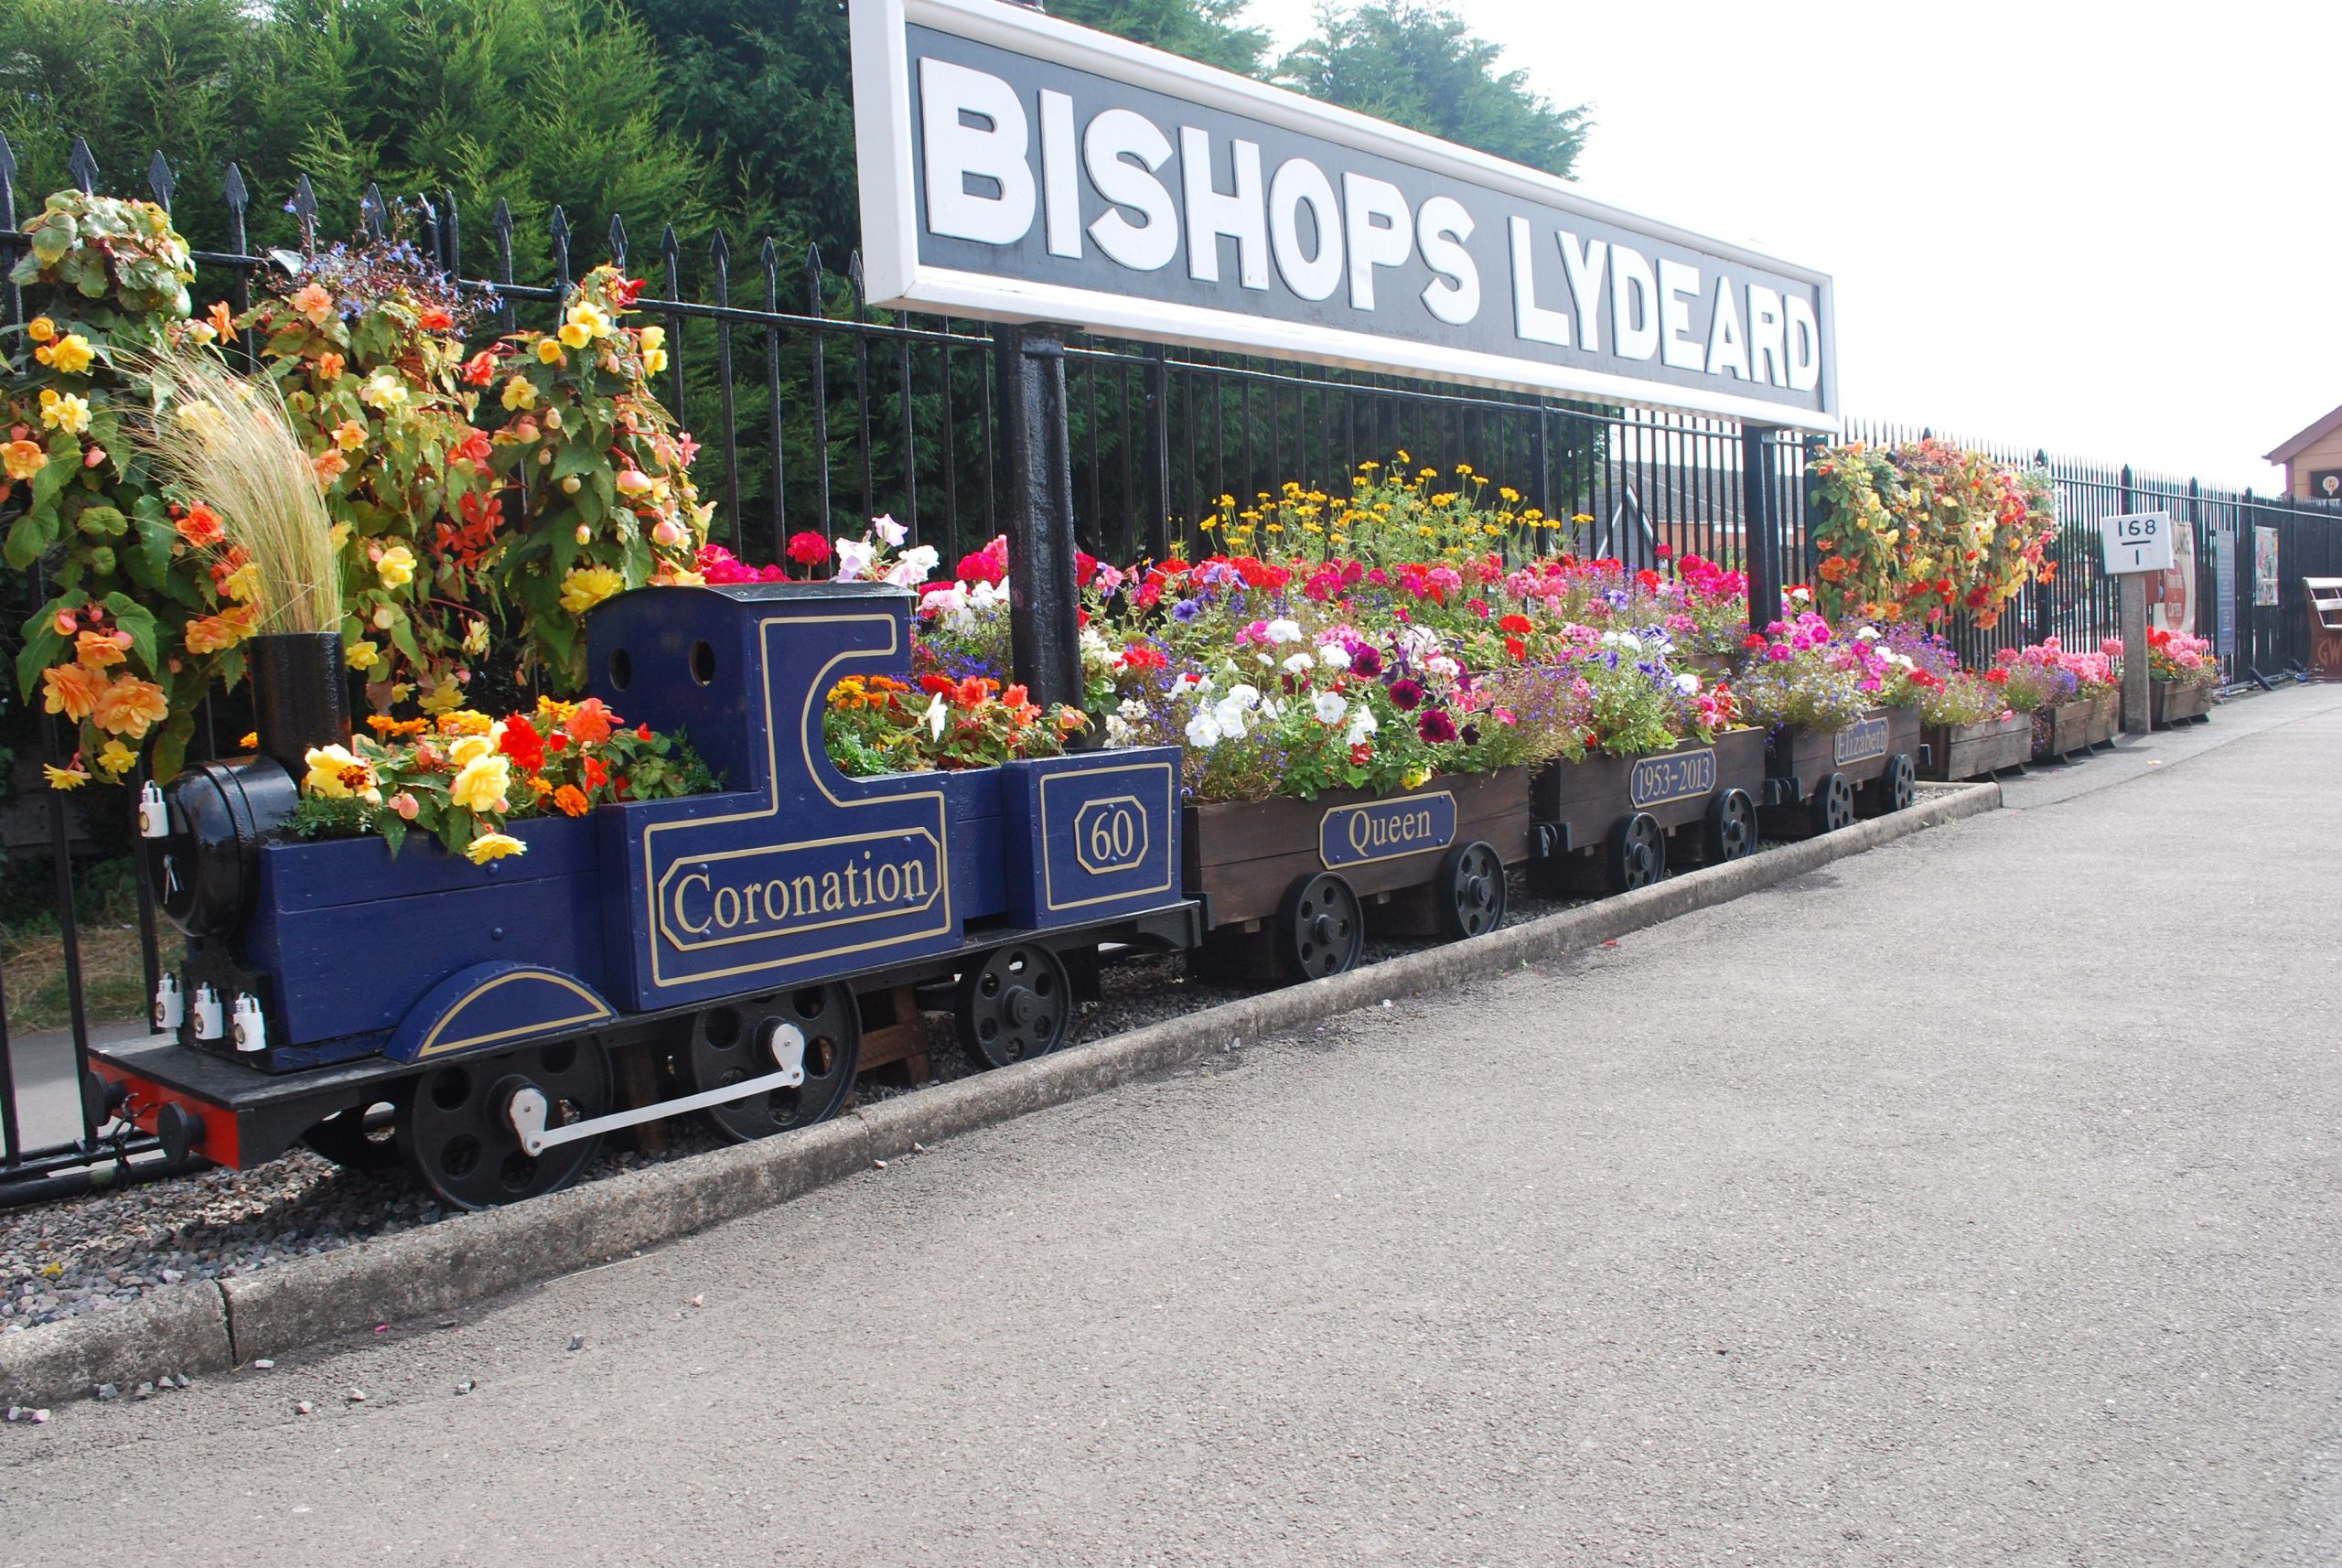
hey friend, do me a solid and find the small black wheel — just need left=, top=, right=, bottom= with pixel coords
left=1703, top=788, right=1758, bottom=863
left=300, top=1101, right=403, bottom=1174
left=955, top=943, right=1071, bottom=1069
left=1861, top=752, right=1917, bottom=816
left=1275, top=871, right=1364, bottom=983
left=1435, top=839, right=1509, bottom=940
left=1809, top=771, right=1856, bottom=835
left=681, top=983, right=861, bottom=1142
left=399, top=1036, right=611, bottom=1210
left=1608, top=812, right=1666, bottom=891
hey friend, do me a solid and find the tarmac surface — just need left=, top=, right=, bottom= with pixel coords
left=5, top=684, right=2340, bottom=1567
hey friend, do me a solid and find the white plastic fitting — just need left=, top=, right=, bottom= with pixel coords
left=153, top=972, right=184, bottom=1031
left=231, top=993, right=267, bottom=1054
left=191, top=984, right=224, bottom=1042
left=138, top=780, right=169, bottom=839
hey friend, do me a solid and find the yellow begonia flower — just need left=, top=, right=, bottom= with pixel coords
left=558, top=564, right=626, bottom=616
left=450, top=753, right=512, bottom=814
left=48, top=334, right=95, bottom=375
left=641, top=347, right=668, bottom=376
left=446, top=732, right=496, bottom=768
left=301, top=744, right=372, bottom=799
left=462, top=618, right=490, bottom=655
left=345, top=639, right=380, bottom=671
left=96, top=739, right=137, bottom=777
left=3, top=440, right=45, bottom=481
left=535, top=338, right=567, bottom=366
left=636, top=325, right=665, bottom=352
left=465, top=832, right=528, bottom=865
left=438, top=708, right=494, bottom=736
left=375, top=544, right=416, bottom=589
left=221, top=563, right=261, bottom=603
left=45, top=763, right=89, bottom=790
left=359, top=372, right=408, bottom=411
left=566, top=302, right=613, bottom=339
left=502, top=375, right=539, bottom=412
left=333, top=419, right=366, bottom=451
left=557, top=321, right=593, bottom=350
left=27, top=317, right=55, bottom=344
left=418, top=680, right=465, bottom=714
left=40, top=392, right=91, bottom=435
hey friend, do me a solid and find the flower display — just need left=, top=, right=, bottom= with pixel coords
left=822, top=674, right=1088, bottom=775
left=1807, top=437, right=2057, bottom=629
left=1731, top=610, right=1927, bottom=732
left=285, top=698, right=716, bottom=861
left=1993, top=636, right=2116, bottom=711
left=2122, top=627, right=2218, bottom=688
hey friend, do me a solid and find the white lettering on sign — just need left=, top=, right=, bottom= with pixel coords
left=854, top=0, right=1840, bottom=429
left=2100, top=511, right=2175, bottom=575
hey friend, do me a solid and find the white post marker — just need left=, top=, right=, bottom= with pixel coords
left=2101, top=511, right=2173, bottom=735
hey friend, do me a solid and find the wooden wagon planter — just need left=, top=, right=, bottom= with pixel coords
left=1185, top=768, right=1532, bottom=981
left=1758, top=705, right=1921, bottom=839
left=2035, top=691, right=2118, bottom=760
left=1525, top=729, right=1767, bottom=896
left=1921, top=712, right=2031, bottom=781
left=2151, top=680, right=2215, bottom=727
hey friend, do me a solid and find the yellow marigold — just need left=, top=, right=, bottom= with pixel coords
left=48, top=333, right=95, bottom=375
left=375, top=544, right=416, bottom=589
left=449, top=752, right=512, bottom=814
left=44, top=763, right=89, bottom=790
left=345, top=639, right=381, bottom=671
left=41, top=661, right=106, bottom=723
left=3, top=439, right=45, bottom=480
left=464, top=831, right=527, bottom=865
left=26, top=316, right=55, bottom=344
left=96, top=739, right=137, bottom=777
left=558, top=564, right=626, bottom=616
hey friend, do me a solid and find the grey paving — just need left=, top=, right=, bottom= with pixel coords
left=5, top=686, right=2340, bottom=1568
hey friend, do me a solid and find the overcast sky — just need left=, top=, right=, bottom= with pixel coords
left=1239, top=0, right=2336, bottom=490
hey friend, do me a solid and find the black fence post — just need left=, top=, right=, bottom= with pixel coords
left=1143, top=344, right=1172, bottom=564
left=1740, top=424, right=1780, bottom=628
left=994, top=323, right=1083, bottom=711
left=2240, top=489, right=2258, bottom=674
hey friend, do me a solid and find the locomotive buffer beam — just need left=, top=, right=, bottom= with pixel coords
left=508, top=1024, right=808, bottom=1156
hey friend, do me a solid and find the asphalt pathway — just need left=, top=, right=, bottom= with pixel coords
left=6, top=686, right=2342, bottom=1568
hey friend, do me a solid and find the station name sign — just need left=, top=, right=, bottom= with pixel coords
left=851, top=0, right=1839, bottom=428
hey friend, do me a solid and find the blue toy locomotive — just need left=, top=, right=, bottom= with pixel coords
left=92, top=581, right=1195, bottom=1208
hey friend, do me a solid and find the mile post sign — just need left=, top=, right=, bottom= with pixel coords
left=849, top=0, right=1840, bottom=430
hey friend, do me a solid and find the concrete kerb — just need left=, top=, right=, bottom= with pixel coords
left=0, top=780, right=2000, bottom=1406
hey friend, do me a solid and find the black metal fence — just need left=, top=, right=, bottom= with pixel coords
left=3, top=142, right=2340, bottom=1203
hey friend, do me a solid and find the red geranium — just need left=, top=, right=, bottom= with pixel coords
left=787, top=531, right=831, bottom=567
left=499, top=714, right=547, bottom=773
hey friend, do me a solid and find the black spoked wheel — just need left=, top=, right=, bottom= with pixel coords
left=300, top=1100, right=403, bottom=1174
left=1861, top=753, right=1917, bottom=816
left=1608, top=812, right=1666, bottom=892
left=1275, top=871, right=1364, bottom=983
left=399, top=1036, right=611, bottom=1210
left=1703, top=788, right=1758, bottom=863
left=1435, top=839, right=1509, bottom=940
left=681, top=983, right=861, bottom=1142
left=955, top=943, right=1071, bottom=1069
left=1809, top=771, right=1857, bottom=835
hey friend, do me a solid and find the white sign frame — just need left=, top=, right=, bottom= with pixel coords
left=849, top=0, right=1842, bottom=431
left=2100, top=510, right=2175, bottom=575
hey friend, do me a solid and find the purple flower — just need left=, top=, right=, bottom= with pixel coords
left=1388, top=678, right=1423, bottom=710
left=1417, top=709, right=1458, bottom=744
left=1171, top=598, right=1203, bottom=623
left=1349, top=645, right=1383, bottom=678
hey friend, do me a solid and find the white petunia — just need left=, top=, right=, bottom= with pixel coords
left=924, top=694, right=949, bottom=739
left=834, top=539, right=876, bottom=581
left=1186, top=711, right=1224, bottom=747
left=1118, top=697, right=1150, bottom=722
left=871, top=514, right=908, bottom=547
left=1854, top=625, right=1882, bottom=641
left=1228, top=683, right=1261, bottom=708
left=1313, top=690, right=1348, bottom=725
left=1345, top=708, right=1379, bottom=747
left=1673, top=672, right=1701, bottom=694
left=1427, top=655, right=1459, bottom=680
left=1265, top=618, right=1304, bottom=645
left=1212, top=700, right=1250, bottom=739
left=1317, top=643, right=1351, bottom=671
left=1283, top=651, right=1316, bottom=675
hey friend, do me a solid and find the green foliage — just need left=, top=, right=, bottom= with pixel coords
left=1050, top=0, right=1270, bottom=75
left=1279, top=2, right=1588, bottom=179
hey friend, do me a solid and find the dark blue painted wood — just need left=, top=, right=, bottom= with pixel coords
left=590, top=583, right=968, bottom=1011
left=383, top=961, right=616, bottom=1063
left=997, top=747, right=1183, bottom=929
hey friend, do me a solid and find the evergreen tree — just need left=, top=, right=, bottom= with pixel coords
left=1049, top=0, right=1270, bottom=75
left=1280, top=1, right=1588, bottom=179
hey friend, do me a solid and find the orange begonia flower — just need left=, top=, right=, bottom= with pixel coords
left=553, top=784, right=590, bottom=817
left=2, top=440, right=45, bottom=481
left=41, top=661, right=105, bottom=723
left=73, top=629, right=128, bottom=668
left=91, top=676, right=170, bottom=739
